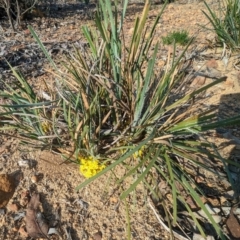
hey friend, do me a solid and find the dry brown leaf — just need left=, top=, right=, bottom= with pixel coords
left=185, top=196, right=199, bottom=211
left=226, top=208, right=240, bottom=239
left=26, top=193, right=49, bottom=239
left=0, top=174, right=15, bottom=208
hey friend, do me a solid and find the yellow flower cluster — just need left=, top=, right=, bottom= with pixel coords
left=41, top=121, right=52, bottom=134
left=79, top=156, right=106, bottom=178
left=133, top=146, right=145, bottom=159
left=121, top=145, right=146, bottom=160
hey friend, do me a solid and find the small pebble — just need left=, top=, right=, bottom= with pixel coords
left=93, top=231, right=102, bottom=240
left=109, top=197, right=118, bottom=204
left=190, top=76, right=206, bottom=87
left=198, top=204, right=222, bottom=223
left=193, top=233, right=214, bottom=240
left=20, top=190, right=30, bottom=206
left=18, top=159, right=36, bottom=168
left=204, top=204, right=218, bottom=214
left=20, top=190, right=30, bottom=199
left=31, top=174, right=38, bottom=183
left=18, top=159, right=30, bottom=168
left=206, top=59, right=218, bottom=69
left=18, top=226, right=28, bottom=238
left=222, top=207, right=240, bottom=215
left=12, top=227, right=18, bottom=232
left=7, top=203, right=19, bottom=212
left=0, top=208, right=5, bottom=215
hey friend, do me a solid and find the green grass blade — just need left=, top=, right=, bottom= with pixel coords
left=133, top=43, right=158, bottom=126
left=201, top=114, right=240, bottom=130
left=82, top=26, right=98, bottom=59
left=75, top=133, right=154, bottom=191
left=181, top=176, right=226, bottom=239
left=120, top=157, right=156, bottom=200
left=178, top=195, right=206, bottom=238
left=7, top=63, right=36, bottom=98
left=164, top=151, right=177, bottom=225
left=28, top=25, right=57, bottom=70
left=165, top=77, right=226, bottom=113
left=0, top=101, right=55, bottom=108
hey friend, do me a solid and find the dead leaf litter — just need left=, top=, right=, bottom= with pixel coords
left=0, top=0, right=240, bottom=239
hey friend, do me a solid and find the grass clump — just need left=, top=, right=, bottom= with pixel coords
left=162, top=30, right=190, bottom=45
left=203, top=0, right=240, bottom=50
left=1, top=0, right=240, bottom=239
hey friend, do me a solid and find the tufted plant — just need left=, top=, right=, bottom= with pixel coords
left=1, top=0, right=240, bottom=239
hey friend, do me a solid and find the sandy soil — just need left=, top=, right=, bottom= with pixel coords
left=0, top=0, right=240, bottom=239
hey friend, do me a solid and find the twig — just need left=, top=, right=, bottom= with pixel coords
left=147, top=198, right=190, bottom=240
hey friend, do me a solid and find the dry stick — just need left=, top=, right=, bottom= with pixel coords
left=21, top=0, right=39, bottom=16
left=4, top=0, right=14, bottom=30
left=102, top=125, right=131, bottom=149
left=147, top=198, right=190, bottom=240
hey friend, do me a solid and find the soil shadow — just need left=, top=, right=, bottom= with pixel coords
left=218, top=93, right=240, bottom=197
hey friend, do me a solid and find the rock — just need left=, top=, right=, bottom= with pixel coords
left=0, top=208, right=5, bottom=215
left=222, top=207, right=240, bottom=215
left=206, top=33, right=215, bottom=42
left=93, top=231, right=102, bottom=240
left=206, top=59, right=218, bottom=69
left=7, top=203, right=19, bottom=212
left=211, top=214, right=222, bottom=224
left=157, top=59, right=165, bottom=68
left=0, top=174, right=15, bottom=208
left=193, top=233, right=214, bottom=240
left=202, top=204, right=217, bottom=215
left=190, top=76, right=206, bottom=87
left=198, top=204, right=222, bottom=223
left=198, top=210, right=222, bottom=224
left=18, top=225, right=28, bottom=238
left=206, top=197, right=220, bottom=207
left=205, top=67, right=222, bottom=78
left=18, top=159, right=31, bottom=168
left=18, top=159, right=37, bottom=168
left=225, top=77, right=234, bottom=87
left=24, top=29, right=30, bottom=35
left=109, top=197, right=118, bottom=204
left=185, top=196, right=200, bottom=210
left=20, top=190, right=30, bottom=207
left=212, top=208, right=221, bottom=213
left=31, top=175, right=38, bottom=184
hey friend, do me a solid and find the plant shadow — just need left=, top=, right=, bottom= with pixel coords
left=151, top=92, right=240, bottom=239
left=217, top=92, right=240, bottom=198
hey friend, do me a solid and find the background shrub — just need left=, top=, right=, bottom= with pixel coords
left=0, top=0, right=50, bottom=30
left=162, top=30, right=190, bottom=45
left=203, top=0, right=240, bottom=50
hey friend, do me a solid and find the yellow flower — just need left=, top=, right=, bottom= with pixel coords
left=133, top=146, right=145, bottom=159
left=41, top=121, right=52, bottom=134
left=120, top=145, right=146, bottom=160
left=79, top=156, right=106, bottom=178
